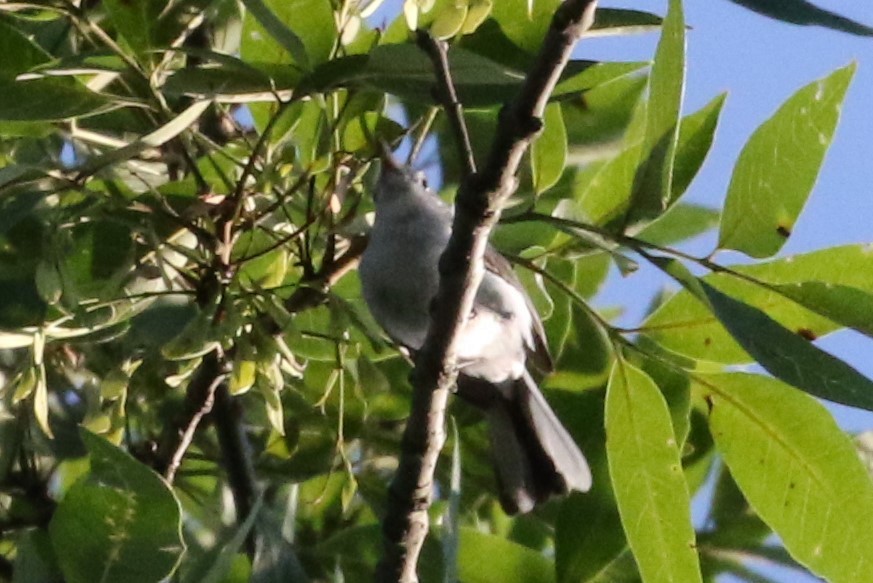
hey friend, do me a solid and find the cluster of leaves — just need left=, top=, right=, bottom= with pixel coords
left=0, top=0, right=870, bottom=582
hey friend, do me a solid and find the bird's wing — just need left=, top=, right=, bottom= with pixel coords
left=483, top=245, right=553, bottom=373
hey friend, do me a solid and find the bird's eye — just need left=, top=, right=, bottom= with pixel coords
left=413, top=171, right=428, bottom=190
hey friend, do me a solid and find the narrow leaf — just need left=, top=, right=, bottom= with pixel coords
left=241, top=0, right=310, bottom=69
left=102, top=0, right=163, bottom=56
left=728, top=0, right=873, bottom=36
left=638, top=203, right=719, bottom=246
left=627, top=0, right=685, bottom=225
left=699, top=373, right=873, bottom=581
left=671, top=92, right=726, bottom=202
left=718, top=63, right=855, bottom=257
left=77, top=100, right=209, bottom=174
left=772, top=281, right=873, bottom=338
left=531, top=103, right=567, bottom=194
left=0, top=78, right=110, bottom=121
left=643, top=244, right=873, bottom=363
left=606, top=361, right=702, bottom=583
left=700, top=280, right=873, bottom=411
left=587, top=8, right=663, bottom=37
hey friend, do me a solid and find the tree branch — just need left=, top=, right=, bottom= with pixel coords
left=376, top=2, right=599, bottom=581
left=156, top=351, right=225, bottom=483
left=415, top=31, right=477, bottom=176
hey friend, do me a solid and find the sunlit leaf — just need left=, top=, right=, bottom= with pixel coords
left=587, top=8, right=664, bottom=37
left=699, top=373, right=873, bottom=581
left=531, top=103, right=567, bottom=195
left=718, top=63, right=855, bottom=257
left=643, top=245, right=873, bottom=363
left=606, top=361, right=702, bottom=583
left=626, top=0, right=685, bottom=225
left=457, top=528, right=554, bottom=583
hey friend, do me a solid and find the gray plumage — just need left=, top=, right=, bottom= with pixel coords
left=358, top=159, right=591, bottom=513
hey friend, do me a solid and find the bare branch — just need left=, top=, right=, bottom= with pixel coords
left=156, top=352, right=226, bottom=483
left=376, top=2, right=599, bottom=581
left=415, top=30, right=477, bottom=176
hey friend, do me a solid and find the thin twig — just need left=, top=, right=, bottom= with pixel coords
left=415, top=31, right=477, bottom=176
left=157, top=352, right=226, bottom=483
left=376, top=2, right=599, bottom=581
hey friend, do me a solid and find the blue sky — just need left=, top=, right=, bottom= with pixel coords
left=590, top=3, right=872, bottom=581
left=590, top=1, right=873, bottom=430
left=371, top=1, right=872, bottom=580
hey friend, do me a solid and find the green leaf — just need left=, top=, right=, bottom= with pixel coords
left=531, top=103, right=567, bottom=195
left=0, top=78, right=111, bottom=121
left=643, top=244, right=873, bottom=363
left=554, top=391, right=627, bottom=583
left=637, top=203, right=719, bottom=246
left=102, top=0, right=163, bottom=56
left=162, top=306, right=220, bottom=361
left=163, top=61, right=301, bottom=102
left=0, top=20, right=51, bottom=78
left=606, top=361, right=702, bottom=583
left=489, top=0, right=561, bottom=53
left=241, top=0, right=337, bottom=71
left=75, top=100, right=210, bottom=174
left=671, top=92, right=726, bottom=202
left=627, top=0, right=685, bottom=225
left=562, top=72, right=648, bottom=159
left=363, top=44, right=523, bottom=107
left=771, top=281, right=873, bottom=338
left=728, top=0, right=873, bottom=36
left=699, top=281, right=873, bottom=411
left=718, top=63, right=855, bottom=258
left=552, top=61, right=649, bottom=98
left=457, top=528, right=554, bottom=583
left=699, top=373, right=873, bottom=581
left=588, top=8, right=664, bottom=37
left=50, top=430, right=185, bottom=583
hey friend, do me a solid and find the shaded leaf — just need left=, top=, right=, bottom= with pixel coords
left=0, top=20, right=51, bottom=78
left=606, top=361, right=702, bottom=583
left=102, top=0, right=163, bottom=56
left=700, top=280, right=873, bottom=411
left=364, top=43, right=523, bottom=107
left=50, top=431, right=184, bottom=583
left=718, top=63, right=855, bottom=257
left=643, top=245, right=873, bottom=363
left=0, top=78, right=111, bottom=121
left=772, top=281, right=873, bottom=338
left=728, top=0, right=873, bottom=36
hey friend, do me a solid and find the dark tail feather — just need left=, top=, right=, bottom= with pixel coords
left=482, top=372, right=591, bottom=514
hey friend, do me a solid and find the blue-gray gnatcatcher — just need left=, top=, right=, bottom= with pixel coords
left=358, top=155, right=591, bottom=513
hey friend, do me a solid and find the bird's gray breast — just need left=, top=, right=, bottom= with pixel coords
left=359, top=205, right=449, bottom=350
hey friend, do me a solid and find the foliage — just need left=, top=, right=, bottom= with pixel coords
left=0, top=0, right=869, bottom=582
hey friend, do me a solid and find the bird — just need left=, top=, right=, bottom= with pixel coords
left=357, top=153, right=591, bottom=514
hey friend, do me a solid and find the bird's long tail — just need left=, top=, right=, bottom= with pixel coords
left=481, top=371, right=591, bottom=514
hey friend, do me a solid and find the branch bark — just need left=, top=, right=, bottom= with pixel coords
left=376, top=2, right=599, bottom=581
